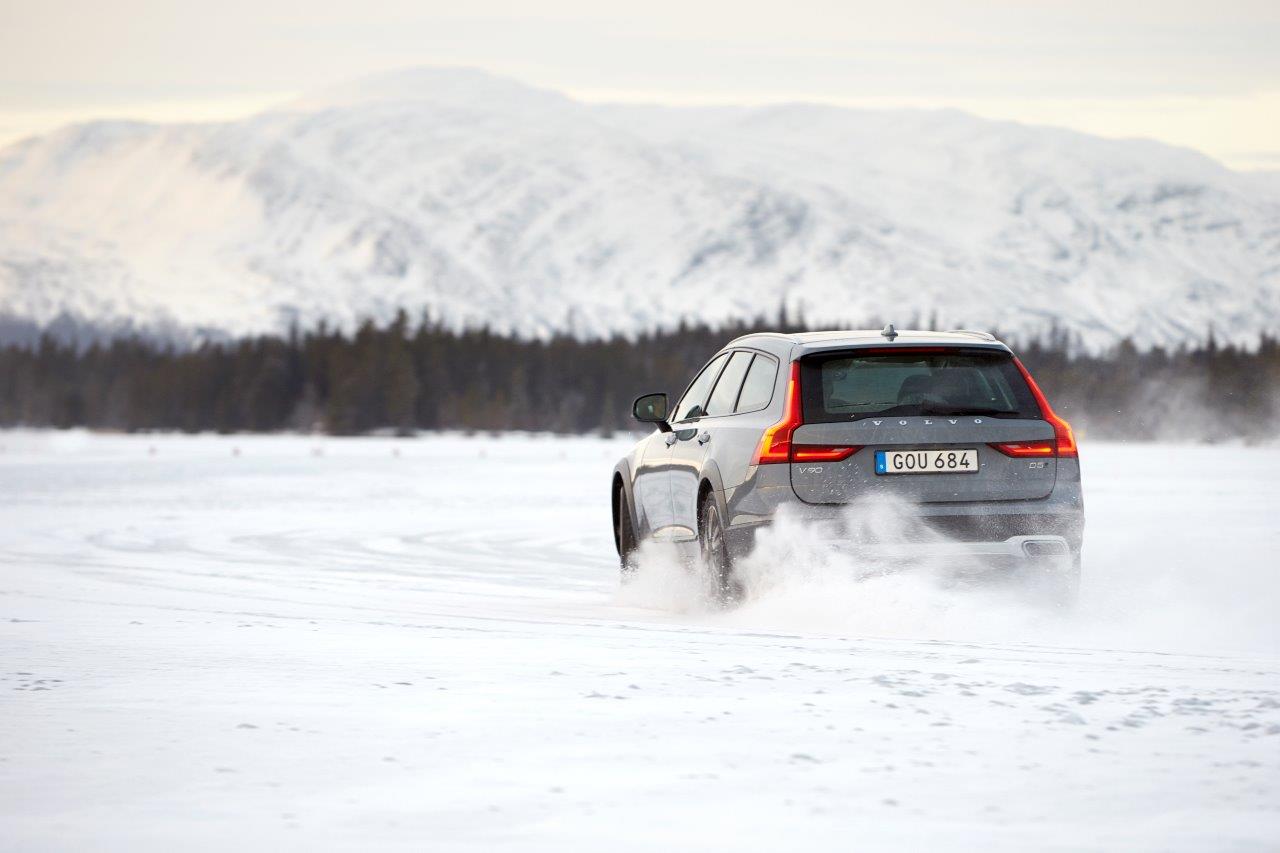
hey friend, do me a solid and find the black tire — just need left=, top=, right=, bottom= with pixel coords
left=615, top=486, right=638, bottom=577
left=698, top=493, right=742, bottom=604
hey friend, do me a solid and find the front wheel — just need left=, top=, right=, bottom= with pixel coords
left=615, top=486, right=638, bottom=577
left=699, top=494, right=742, bottom=604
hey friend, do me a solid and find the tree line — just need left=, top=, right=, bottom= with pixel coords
left=0, top=311, right=1276, bottom=442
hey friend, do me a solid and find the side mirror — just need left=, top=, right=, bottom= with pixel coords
left=632, top=392, right=672, bottom=432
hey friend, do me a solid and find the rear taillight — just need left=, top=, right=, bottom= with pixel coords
left=753, top=361, right=803, bottom=464
left=990, top=440, right=1056, bottom=458
left=792, top=445, right=862, bottom=462
left=1013, top=358, right=1078, bottom=458
left=754, top=362, right=860, bottom=464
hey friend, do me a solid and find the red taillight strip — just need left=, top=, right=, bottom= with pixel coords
left=1012, top=358, right=1078, bottom=458
left=753, top=363, right=860, bottom=464
left=989, top=440, right=1056, bottom=458
left=753, top=361, right=803, bottom=464
left=792, top=445, right=862, bottom=462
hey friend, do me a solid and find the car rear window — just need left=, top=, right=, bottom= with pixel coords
left=799, top=348, right=1041, bottom=423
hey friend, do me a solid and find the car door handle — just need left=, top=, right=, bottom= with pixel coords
left=697, top=431, right=711, bottom=445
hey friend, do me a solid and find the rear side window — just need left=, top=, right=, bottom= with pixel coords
left=705, top=351, right=754, bottom=416
left=735, top=353, right=778, bottom=412
left=673, top=353, right=729, bottom=422
left=800, top=348, right=1040, bottom=423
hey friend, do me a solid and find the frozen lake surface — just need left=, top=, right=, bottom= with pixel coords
left=1, top=431, right=1277, bottom=851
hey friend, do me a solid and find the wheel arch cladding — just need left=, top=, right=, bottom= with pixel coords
left=698, top=478, right=713, bottom=504
left=697, top=473, right=726, bottom=526
left=698, top=459, right=727, bottom=512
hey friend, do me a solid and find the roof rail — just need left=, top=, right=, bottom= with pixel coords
left=726, top=331, right=801, bottom=345
left=947, top=329, right=996, bottom=341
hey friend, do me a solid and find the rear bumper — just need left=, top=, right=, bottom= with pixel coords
left=723, top=526, right=1077, bottom=595
left=819, top=534, right=1080, bottom=599
left=726, top=501, right=1083, bottom=551
left=824, top=534, right=1071, bottom=562
left=724, top=456, right=1083, bottom=543
left=825, top=534, right=1075, bottom=579
left=835, top=509, right=1083, bottom=550
left=724, top=496, right=1084, bottom=567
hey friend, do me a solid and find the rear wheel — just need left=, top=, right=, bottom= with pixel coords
left=615, top=486, right=638, bottom=577
left=698, top=494, right=742, bottom=604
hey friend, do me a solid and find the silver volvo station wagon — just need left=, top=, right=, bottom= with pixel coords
left=610, top=327, right=1084, bottom=604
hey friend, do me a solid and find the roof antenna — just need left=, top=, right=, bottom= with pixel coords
left=881, top=323, right=898, bottom=341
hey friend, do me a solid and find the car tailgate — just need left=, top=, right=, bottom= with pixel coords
left=789, top=417, right=1057, bottom=504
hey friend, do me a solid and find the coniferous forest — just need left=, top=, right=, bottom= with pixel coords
left=0, top=310, right=1277, bottom=442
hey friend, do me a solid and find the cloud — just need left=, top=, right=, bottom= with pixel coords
left=0, top=2, right=1277, bottom=168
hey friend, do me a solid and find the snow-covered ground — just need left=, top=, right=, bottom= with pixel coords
left=0, top=431, right=1277, bottom=851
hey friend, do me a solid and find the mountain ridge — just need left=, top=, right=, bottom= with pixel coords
left=1, top=67, right=1277, bottom=349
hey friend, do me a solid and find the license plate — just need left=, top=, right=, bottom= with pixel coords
left=875, top=448, right=979, bottom=475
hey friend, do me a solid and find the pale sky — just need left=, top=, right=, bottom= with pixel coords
left=1, top=0, right=1278, bottom=170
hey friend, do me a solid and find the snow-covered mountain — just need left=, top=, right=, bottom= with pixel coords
left=1, top=67, right=1278, bottom=349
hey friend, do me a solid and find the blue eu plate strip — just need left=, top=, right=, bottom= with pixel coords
left=874, top=450, right=887, bottom=474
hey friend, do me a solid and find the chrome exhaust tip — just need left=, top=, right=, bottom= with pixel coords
left=1022, top=539, right=1069, bottom=558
